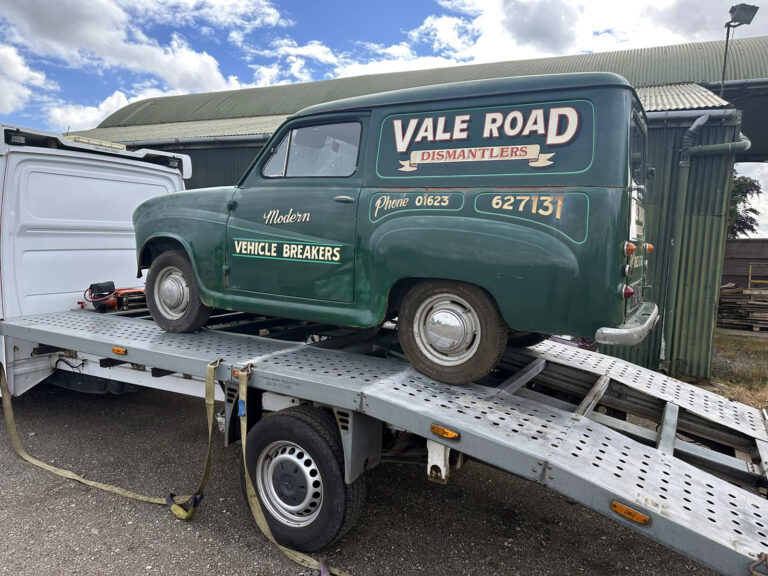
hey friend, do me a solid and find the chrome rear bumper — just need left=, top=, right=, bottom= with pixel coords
left=595, top=301, right=659, bottom=346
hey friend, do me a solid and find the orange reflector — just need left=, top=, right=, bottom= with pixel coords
left=112, top=346, right=127, bottom=356
left=431, top=424, right=460, bottom=441
left=611, top=501, right=650, bottom=525
left=645, top=243, right=655, bottom=255
left=624, top=241, right=637, bottom=256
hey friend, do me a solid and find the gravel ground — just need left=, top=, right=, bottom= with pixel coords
left=0, top=382, right=714, bottom=576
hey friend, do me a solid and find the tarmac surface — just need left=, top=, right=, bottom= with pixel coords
left=0, top=381, right=715, bottom=576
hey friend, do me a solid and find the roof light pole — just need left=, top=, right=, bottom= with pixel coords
left=720, top=3, right=759, bottom=97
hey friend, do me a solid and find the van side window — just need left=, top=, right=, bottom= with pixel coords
left=262, top=133, right=289, bottom=178
left=630, top=114, right=646, bottom=186
left=286, top=122, right=361, bottom=178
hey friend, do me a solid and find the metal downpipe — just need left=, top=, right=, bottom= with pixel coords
left=661, top=114, right=709, bottom=369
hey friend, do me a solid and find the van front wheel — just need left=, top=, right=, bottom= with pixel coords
left=399, top=281, right=507, bottom=385
left=146, top=250, right=210, bottom=332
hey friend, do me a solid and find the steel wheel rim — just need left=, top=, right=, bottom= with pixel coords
left=256, top=440, right=323, bottom=527
left=412, top=293, right=481, bottom=367
left=154, top=266, right=190, bottom=320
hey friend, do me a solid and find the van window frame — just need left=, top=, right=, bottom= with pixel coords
left=258, top=119, right=363, bottom=181
left=630, top=110, right=647, bottom=187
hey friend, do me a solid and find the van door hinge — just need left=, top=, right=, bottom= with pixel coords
left=226, top=200, right=238, bottom=211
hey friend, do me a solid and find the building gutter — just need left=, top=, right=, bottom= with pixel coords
left=645, top=109, right=739, bottom=123
left=699, top=78, right=768, bottom=92
left=125, top=133, right=271, bottom=148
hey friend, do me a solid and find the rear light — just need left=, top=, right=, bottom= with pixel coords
left=623, top=242, right=636, bottom=256
left=645, top=243, right=654, bottom=255
left=622, top=284, right=635, bottom=299
left=622, top=265, right=632, bottom=278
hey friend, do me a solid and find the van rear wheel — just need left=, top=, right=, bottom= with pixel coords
left=146, top=250, right=210, bottom=332
left=398, top=281, right=507, bottom=385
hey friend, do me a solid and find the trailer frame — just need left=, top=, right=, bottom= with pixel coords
left=2, top=309, right=768, bottom=575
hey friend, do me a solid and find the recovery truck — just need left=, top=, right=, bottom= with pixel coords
left=1, top=125, right=768, bottom=576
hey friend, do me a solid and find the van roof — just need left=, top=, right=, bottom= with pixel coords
left=294, top=72, right=635, bottom=118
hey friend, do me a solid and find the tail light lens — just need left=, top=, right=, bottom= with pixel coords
left=622, top=284, right=635, bottom=299
left=622, top=265, right=632, bottom=278
left=623, top=242, right=636, bottom=256
left=645, top=243, right=654, bottom=255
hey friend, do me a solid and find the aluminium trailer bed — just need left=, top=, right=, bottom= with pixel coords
left=1, top=310, right=767, bottom=576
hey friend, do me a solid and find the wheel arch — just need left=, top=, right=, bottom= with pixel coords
left=386, top=277, right=504, bottom=326
left=138, top=234, right=192, bottom=270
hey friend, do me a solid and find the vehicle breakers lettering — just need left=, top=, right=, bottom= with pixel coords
left=234, top=240, right=341, bottom=262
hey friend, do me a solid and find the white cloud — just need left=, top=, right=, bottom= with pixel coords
left=120, top=0, right=289, bottom=33
left=1, top=0, right=248, bottom=92
left=46, top=87, right=186, bottom=132
left=651, top=0, right=768, bottom=41
left=266, top=39, right=340, bottom=66
left=0, top=44, right=54, bottom=114
left=408, top=15, right=480, bottom=57
left=500, top=0, right=580, bottom=53
left=250, top=63, right=286, bottom=87
left=246, top=0, right=707, bottom=87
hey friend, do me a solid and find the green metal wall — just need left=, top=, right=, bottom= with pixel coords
left=145, top=145, right=263, bottom=189
left=605, top=112, right=741, bottom=380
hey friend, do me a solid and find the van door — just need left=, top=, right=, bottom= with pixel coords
left=225, top=118, right=364, bottom=303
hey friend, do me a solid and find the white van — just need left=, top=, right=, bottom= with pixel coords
left=0, top=125, right=190, bottom=395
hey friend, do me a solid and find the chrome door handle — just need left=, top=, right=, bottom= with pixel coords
left=333, top=195, right=355, bottom=204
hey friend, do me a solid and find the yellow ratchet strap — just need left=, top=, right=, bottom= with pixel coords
left=237, top=365, right=352, bottom=576
left=0, top=358, right=222, bottom=519
left=165, top=357, right=222, bottom=520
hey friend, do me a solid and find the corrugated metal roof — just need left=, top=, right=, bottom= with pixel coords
left=95, top=36, right=768, bottom=130
left=76, top=115, right=288, bottom=144
left=76, top=83, right=728, bottom=144
left=636, top=83, right=729, bottom=111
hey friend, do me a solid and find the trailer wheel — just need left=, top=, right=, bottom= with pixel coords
left=145, top=250, right=209, bottom=332
left=240, top=406, right=365, bottom=552
left=399, top=280, right=507, bottom=384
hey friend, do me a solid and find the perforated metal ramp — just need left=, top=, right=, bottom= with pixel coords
left=2, top=311, right=768, bottom=575
left=531, top=341, right=768, bottom=442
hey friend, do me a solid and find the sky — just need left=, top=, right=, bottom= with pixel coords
left=0, top=0, right=766, bottom=235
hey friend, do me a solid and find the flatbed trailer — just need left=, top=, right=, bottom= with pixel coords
left=2, top=309, right=768, bottom=576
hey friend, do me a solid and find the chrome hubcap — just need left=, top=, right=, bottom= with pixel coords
left=413, top=293, right=481, bottom=367
left=154, top=266, right=190, bottom=320
left=256, top=441, right=323, bottom=527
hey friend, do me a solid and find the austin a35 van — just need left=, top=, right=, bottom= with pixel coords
left=133, top=72, right=658, bottom=384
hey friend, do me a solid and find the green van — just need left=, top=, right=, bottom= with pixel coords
left=133, top=72, right=658, bottom=384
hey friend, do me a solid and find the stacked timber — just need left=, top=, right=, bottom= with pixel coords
left=718, top=283, right=768, bottom=331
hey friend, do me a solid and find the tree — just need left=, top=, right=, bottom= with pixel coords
left=727, top=171, right=762, bottom=239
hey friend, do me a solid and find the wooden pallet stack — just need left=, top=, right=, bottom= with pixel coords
left=718, top=283, right=768, bottom=331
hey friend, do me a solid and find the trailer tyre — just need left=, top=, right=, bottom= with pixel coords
left=240, top=406, right=365, bottom=552
left=399, top=280, right=507, bottom=384
left=146, top=250, right=210, bottom=332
